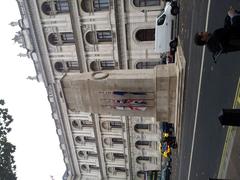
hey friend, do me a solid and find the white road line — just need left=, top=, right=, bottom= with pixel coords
left=187, top=0, right=211, bottom=180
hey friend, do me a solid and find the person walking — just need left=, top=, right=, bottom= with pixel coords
left=194, top=6, right=240, bottom=60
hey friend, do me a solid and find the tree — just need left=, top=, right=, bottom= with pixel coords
left=0, top=99, right=17, bottom=180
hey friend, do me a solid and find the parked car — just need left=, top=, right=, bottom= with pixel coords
left=161, top=122, right=174, bottom=134
left=160, top=122, right=177, bottom=149
left=160, top=142, right=171, bottom=158
left=155, top=0, right=179, bottom=54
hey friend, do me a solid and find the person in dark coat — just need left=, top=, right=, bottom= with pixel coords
left=194, top=7, right=240, bottom=56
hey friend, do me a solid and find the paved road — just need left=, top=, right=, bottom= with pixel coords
left=177, top=0, right=240, bottom=180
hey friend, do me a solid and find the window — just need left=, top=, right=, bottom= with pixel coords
left=66, top=61, right=79, bottom=71
left=81, top=120, right=93, bottom=127
left=72, top=120, right=92, bottom=128
left=97, top=31, right=112, bottom=42
left=135, top=124, right=150, bottom=129
left=86, top=31, right=112, bottom=44
left=48, top=32, right=75, bottom=46
left=100, top=60, right=115, bottom=70
left=135, top=140, right=152, bottom=148
left=113, top=153, right=125, bottom=159
left=115, top=167, right=127, bottom=173
left=112, top=138, right=124, bottom=144
left=134, top=124, right=151, bottom=132
left=136, top=156, right=151, bottom=163
left=87, top=151, right=98, bottom=157
left=136, top=61, right=161, bottom=69
left=81, top=0, right=109, bottom=12
left=61, top=32, right=75, bottom=43
left=136, top=29, right=155, bottom=41
left=94, top=0, right=109, bottom=11
left=90, top=60, right=115, bottom=71
left=56, top=0, right=69, bottom=12
left=42, top=0, right=69, bottom=15
left=89, top=165, right=100, bottom=170
left=84, top=136, right=96, bottom=143
left=133, top=0, right=160, bottom=7
left=110, top=121, right=122, bottom=128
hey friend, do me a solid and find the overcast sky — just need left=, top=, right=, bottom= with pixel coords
left=0, top=1, right=66, bottom=179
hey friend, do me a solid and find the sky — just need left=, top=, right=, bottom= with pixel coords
left=0, top=1, right=66, bottom=180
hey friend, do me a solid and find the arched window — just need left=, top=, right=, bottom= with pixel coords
left=81, top=0, right=109, bottom=12
left=136, top=29, right=155, bottom=41
left=48, top=32, right=75, bottom=46
left=133, top=0, right=160, bottom=7
left=81, top=164, right=88, bottom=171
left=104, top=137, right=111, bottom=145
left=107, top=167, right=114, bottom=173
left=86, top=31, right=112, bottom=44
left=72, top=120, right=92, bottom=128
left=54, top=62, right=64, bottom=72
left=41, top=0, right=69, bottom=15
left=102, top=121, right=122, bottom=130
left=90, top=61, right=100, bottom=71
left=108, top=167, right=126, bottom=174
left=136, top=61, right=161, bottom=69
left=78, top=151, right=85, bottom=158
left=134, top=124, right=151, bottom=132
left=72, top=120, right=80, bottom=128
left=75, top=136, right=82, bottom=144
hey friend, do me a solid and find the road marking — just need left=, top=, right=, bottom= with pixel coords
left=217, top=78, right=240, bottom=178
left=187, top=1, right=211, bottom=180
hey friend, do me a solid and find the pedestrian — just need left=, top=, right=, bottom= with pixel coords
left=194, top=6, right=240, bottom=60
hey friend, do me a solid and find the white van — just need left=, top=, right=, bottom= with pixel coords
left=155, top=1, right=179, bottom=54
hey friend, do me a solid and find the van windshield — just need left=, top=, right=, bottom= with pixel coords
left=157, top=10, right=164, bottom=19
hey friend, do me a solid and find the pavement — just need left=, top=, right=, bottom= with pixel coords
left=168, top=42, right=185, bottom=180
left=174, top=39, right=186, bottom=150
left=217, top=78, right=240, bottom=180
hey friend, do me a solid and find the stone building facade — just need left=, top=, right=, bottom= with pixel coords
left=15, top=0, right=184, bottom=180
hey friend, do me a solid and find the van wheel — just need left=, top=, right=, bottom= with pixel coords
left=170, top=39, right=178, bottom=49
left=171, top=47, right=176, bottom=53
left=171, top=6, right=179, bottom=16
